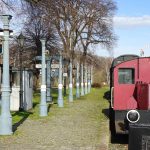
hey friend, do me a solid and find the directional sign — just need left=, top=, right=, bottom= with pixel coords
left=35, top=64, right=46, bottom=68
left=51, top=64, right=59, bottom=69
left=63, top=73, right=68, bottom=77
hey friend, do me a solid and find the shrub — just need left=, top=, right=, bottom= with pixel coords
left=92, top=83, right=102, bottom=88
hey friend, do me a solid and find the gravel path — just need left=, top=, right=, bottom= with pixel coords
left=0, top=89, right=109, bottom=150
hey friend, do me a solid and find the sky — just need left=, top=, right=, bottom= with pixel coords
left=97, top=0, right=150, bottom=57
left=1, top=0, right=150, bottom=58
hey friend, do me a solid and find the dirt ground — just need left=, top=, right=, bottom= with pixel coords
left=0, top=88, right=128, bottom=150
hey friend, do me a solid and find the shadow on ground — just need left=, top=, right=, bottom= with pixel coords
left=102, top=92, right=128, bottom=146
left=103, top=90, right=110, bottom=101
left=110, top=134, right=128, bottom=146
left=102, top=108, right=109, bottom=119
left=12, top=111, right=33, bottom=132
left=47, top=103, right=54, bottom=112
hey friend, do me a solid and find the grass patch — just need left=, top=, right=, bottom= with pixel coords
left=10, top=86, right=109, bottom=131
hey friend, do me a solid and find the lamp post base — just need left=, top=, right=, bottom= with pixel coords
left=58, top=98, right=63, bottom=107
left=39, top=104, right=47, bottom=117
left=76, top=84, right=80, bottom=98
left=76, top=93, right=80, bottom=98
left=46, top=96, right=53, bottom=103
left=58, top=85, right=64, bottom=107
left=85, top=84, right=88, bottom=94
left=0, top=115, right=13, bottom=135
left=81, top=83, right=84, bottom=96
left=69, top=85, right=73, bottom=102
left=69, top=95, right=73, bottom=102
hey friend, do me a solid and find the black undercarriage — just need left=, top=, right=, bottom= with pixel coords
left=109, top=108, right=150, bottom=135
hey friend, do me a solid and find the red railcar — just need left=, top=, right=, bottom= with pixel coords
left=109, top=54, right=150, bottom=136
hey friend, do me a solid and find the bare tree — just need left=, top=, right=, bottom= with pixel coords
left=78, top=0, right=117, bottom=60
left=18, top=2, right=58, bottom=56
left=22, top=0, right=116, bottom=59
left=0, top=0, right=14, bottom=12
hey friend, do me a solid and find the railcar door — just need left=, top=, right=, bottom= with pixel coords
left=113, top=67, right=137, bottom=110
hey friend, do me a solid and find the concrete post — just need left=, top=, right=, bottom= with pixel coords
left=91, top=66, right=93, bottom=86
left=58, top=54, right=64, bottom=107
left=69, top=60, right=73, bottom=102
left=46, top=59, right=52, bottom=102
left=88, top=66, right=91, bottom=93
left=81, top=63, right=84, bottom=96
left=0, top=15, right=13, bottom=135
left=39, top=39, right=47, bottom=116
left=76, top=62, right=80, bottom=98
left=84, top=65, right=88, bottom=94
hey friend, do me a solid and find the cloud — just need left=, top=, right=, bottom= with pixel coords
left=114, top=16, right=150, bottom=28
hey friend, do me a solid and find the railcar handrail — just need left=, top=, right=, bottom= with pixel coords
left=111, top=87, right=114, bottom=108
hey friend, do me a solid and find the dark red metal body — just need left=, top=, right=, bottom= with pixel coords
left=113, top=57, right=150, bottom=110
left=110, top=56, right=150, bottom=135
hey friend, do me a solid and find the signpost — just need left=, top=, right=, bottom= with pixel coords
left=51, top=64, right=59, bottom=69
left=39, top=39, right=47, bottom=117
left=63, top=73, right=67, bottom=77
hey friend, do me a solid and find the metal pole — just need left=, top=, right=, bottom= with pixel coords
left=39, top=39, right=47, bottom=116
left=81, top=63, right=84, bottom=96
left=63, top=76, right=67, bottom=96
left=84, top=65, right=88, bottom=94
left=58, top=54, right=64, bottom=107
left=19, top=47, right=23, bottom=110
left=76, top=62, right=80, bottom=98
left=0, top=15, right=12, bottom=135
left=63, top=62, right=67, bottom=97
left=46, top=59, right=52, bottom=102
left=69, top=60, right=73, bottom=102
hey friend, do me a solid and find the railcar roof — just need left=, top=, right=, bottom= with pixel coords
left=111, top=54, right=139, bottom=68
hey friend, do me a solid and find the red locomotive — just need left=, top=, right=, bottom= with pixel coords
left=109, top=54, right=150, bottom=137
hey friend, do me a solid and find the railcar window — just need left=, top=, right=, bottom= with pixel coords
left=118, top=68, right=134, bottom=84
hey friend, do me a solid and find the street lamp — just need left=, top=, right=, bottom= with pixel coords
left=0, top=14, right=13, bottom=135
left=17, top=32, right=25, bottom=48
left=17, top=32, right=25, bottom=111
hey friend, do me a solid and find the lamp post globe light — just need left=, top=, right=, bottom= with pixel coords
left=40, top=39, right=47, bottom=116
left=17, top=32, right=25, bottom=111
left=0, top=15, right=12, bottom=135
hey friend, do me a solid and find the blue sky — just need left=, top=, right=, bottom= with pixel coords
left=1, top=1, right=150, bottom=58
left=97, top=0, right=150, bottom=57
